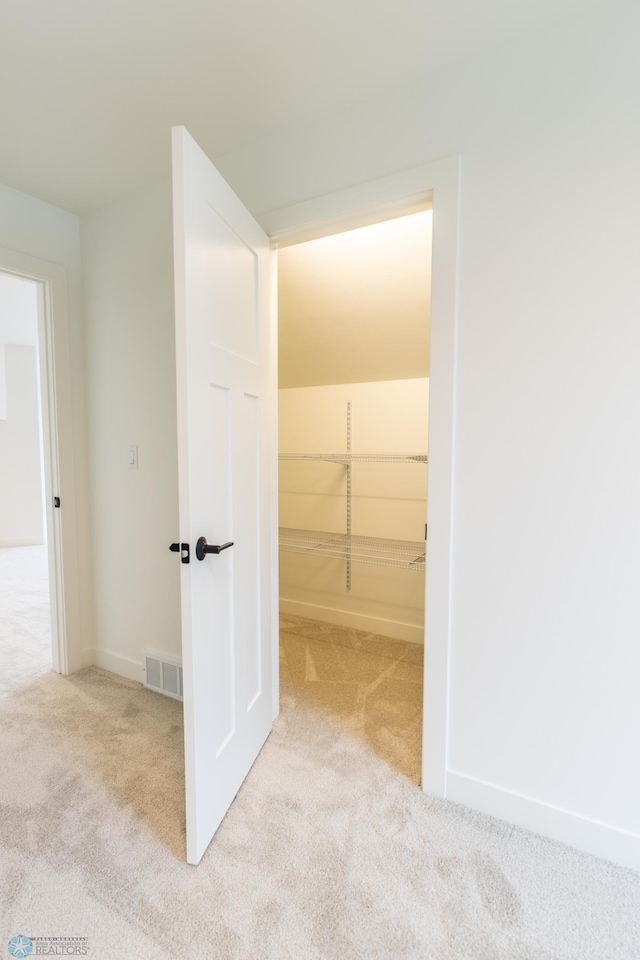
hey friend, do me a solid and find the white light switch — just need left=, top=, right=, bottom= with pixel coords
left=127, top=444, right=138, bottom=470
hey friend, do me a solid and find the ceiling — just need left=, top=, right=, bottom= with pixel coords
left=278, top=211, right=431, bottom=388
left=0, top=0, right=594, bottom=213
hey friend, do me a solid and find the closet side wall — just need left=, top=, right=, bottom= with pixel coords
left=279, top=379, right=428, bottom=643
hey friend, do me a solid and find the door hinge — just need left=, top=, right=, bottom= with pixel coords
left=425, top=523, right=428, bottom=540
left=53, top=496, right=61, bottom=508
left=170, top=542, right=190, bottom=564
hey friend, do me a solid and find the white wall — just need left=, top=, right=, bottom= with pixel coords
left=215, top=4, right=640, bottom=867
left=81, top=179, right=181, bottom=681
left=0, top=276, right=43, bottom=545
left=0, top=345, right=5, bottom=421
left=0, top=182, right=91, bottom=665
left=0, top=345, right=44, bottom=545
left=280, top=380, right=428, bottom=642
left=0, top=273, right=38, bottom=345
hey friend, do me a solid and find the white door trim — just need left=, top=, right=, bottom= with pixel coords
left=0, top=246, right=81, bottom=675
left=259, top=156, right=460, bottom=798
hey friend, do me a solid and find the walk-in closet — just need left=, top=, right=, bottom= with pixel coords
left=277, top=210, right=432, bottom=783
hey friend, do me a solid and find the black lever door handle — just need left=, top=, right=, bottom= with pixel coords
left=195, top=537, right=234, bottom=561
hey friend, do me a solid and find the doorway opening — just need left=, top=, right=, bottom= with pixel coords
left=277, top=209, right=432, bottom=784
left=0, top=271, right=53, bottom=693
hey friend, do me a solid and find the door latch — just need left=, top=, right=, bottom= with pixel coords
left=170, top=542, right=190, bottom=564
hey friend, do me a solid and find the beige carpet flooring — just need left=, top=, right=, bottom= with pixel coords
left=280, top=613, right=424, bottom=785
left=1, top=566, right=639, bottom=959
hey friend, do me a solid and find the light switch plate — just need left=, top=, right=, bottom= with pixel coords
left=127, top=444, right=138, bottom=469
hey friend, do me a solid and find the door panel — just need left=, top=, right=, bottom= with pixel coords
left=172, top=126, right=273, bottom=865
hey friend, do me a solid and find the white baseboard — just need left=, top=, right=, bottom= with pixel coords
left=82, top=647, right=144, bottom=685
left=446, top=771, right=640, bottom=873
left=0, top=538, right=45, bottom=548
left=279, top=597, right=424, bottom=644
left=81, top=646, right=94, bottom=669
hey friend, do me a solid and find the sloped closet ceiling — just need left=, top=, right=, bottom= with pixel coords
left=278, top=211, right=432, bottom=388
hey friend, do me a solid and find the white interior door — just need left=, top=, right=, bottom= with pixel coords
left=172, top=126, right=273, bottom=865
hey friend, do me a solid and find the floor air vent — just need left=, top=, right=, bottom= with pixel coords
left=143, top=652, right=183, bottom=701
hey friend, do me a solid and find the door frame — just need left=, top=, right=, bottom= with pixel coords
left=260, top=155, right=460, bottom=797
left=0, top=246, right=81, bottom=675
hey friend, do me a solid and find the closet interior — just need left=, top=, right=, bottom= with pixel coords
left=277, top=210, right=432, bottom=784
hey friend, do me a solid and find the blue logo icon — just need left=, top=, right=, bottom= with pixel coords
left=8, top=937, right=33, bottom=959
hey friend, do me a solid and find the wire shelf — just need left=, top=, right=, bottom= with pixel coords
left=279, top=527, right=426, bottom=571
left=279, top=452, right=428, bottom=464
